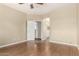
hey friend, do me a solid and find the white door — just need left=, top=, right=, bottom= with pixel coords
left=27, top=21, right=37, bottom=40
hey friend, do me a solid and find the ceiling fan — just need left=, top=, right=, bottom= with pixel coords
left=18, top=3, right=45, bottom=9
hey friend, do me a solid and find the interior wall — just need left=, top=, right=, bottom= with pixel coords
left=41, top=18, right=50, bottom=40
left=77, top=4, right=79, bottom=47
left=0, top=4, right=27, bottom=46
left=50, top=4, right=77, bottom=45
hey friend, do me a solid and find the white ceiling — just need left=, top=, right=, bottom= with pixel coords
left=3, top=3, right=70, bottom=15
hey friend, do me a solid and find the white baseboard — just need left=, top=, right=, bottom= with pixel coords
left=0, top=39, right=78, bottom=49
left=49, top=40, right=78, bottom=47
left=0, top=40, right=27, bottom=48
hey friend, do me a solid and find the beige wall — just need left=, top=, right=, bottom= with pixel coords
left=41, top=18, right=50, bottom=40
left=77, top=4, right=79, bottom=47
left=0, top=4, right=27, bottom=46
left=50, top=4, right=77, bottom=45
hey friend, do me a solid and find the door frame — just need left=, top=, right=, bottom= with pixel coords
left=26, top=20, right=42, bottom=41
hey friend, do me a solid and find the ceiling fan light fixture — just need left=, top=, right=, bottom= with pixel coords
left=18, top=3, right=46, bottom=9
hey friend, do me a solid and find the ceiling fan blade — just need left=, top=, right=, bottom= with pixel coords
left=18, top=3, right=24, bottom=4
left=36, top=3, right=44, bottom=5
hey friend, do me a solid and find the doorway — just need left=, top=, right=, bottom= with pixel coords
left=27, top=20, right=41, bottom=41
left=27, top=18, right=50, bottom=41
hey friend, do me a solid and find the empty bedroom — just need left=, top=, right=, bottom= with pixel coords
left=0, top=3, right=79, bottom=56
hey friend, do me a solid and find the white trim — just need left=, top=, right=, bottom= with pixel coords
left=0, top=40, right=27, bottom=48
left=0, top=39, right=78, bottom=49
left=49, top=40, right=78, bottom=47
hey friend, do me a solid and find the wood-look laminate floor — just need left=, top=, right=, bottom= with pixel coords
left=0, top=40, right=79, bottom=56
